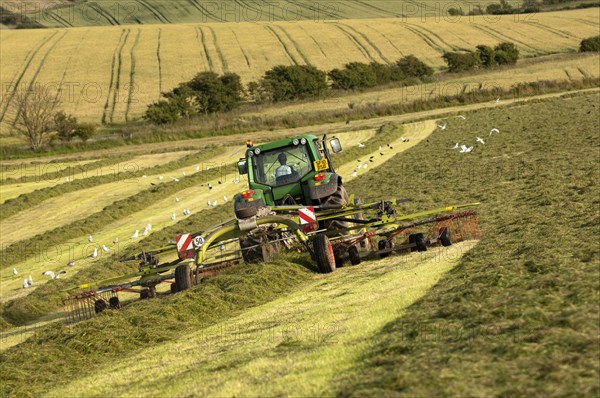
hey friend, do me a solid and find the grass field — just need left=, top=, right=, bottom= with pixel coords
left=0, top=9, right=598, bottom=130
left=17, top=0, right=509, bottom=26
left=0, top=91, right=597, bottom=396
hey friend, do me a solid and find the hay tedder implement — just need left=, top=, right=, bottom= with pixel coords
left=64, top=134, right=480, bottom=322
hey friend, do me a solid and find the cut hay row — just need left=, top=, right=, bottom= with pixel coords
left=0, top=129, right=389, bottom=304
left=1, top=10, right=597, bottom=129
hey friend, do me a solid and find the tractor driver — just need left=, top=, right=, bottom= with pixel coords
left=275, top=152, right=292, bottom=179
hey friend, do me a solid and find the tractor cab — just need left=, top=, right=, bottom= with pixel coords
left=234, top=134, right=342, bottom=218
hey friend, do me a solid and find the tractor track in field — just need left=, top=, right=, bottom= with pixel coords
left=264, top=25, right=298, bottom=65
left=334, top=24, right=378, bottom=63
left=365, top=24, right=405, bottom=57
left=337, top=22, right=390, bottom=63
left=230, top=28, right=251, bottom=68
left=398, top=23, right=445, bottom=55
left=125, top=29, right=141, bottom=122
left=354, top=0, right=402, bottom=17
left=207, top=26, right=228, bottom=73
left=471, top=24, right=544, bottom=55
left=0, top=32, right=57, bottom=124
left=156, top=28, right=163, bottom=96
left=297, top=25, right=328, bottom=58
left=102, top=29, right=130, bottom=125
left=46, top=10, right=73, bottom=27
left=406, top=23, right=461, bottom=52
left=189, top=0, right=221, bottom=21
left=136, top=0, right=171, bottom=24
left=524, top=21, right=579, bottom=40
left=11, top=31, right=69, bottom=127
left=275, top=26, right=311, bottom=65
left=88, top=3, right=120, bottom=25
left=196, top=26, right=214, bottom=71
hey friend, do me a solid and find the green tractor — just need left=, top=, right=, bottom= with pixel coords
left=234, top=134, right=352, bottom=263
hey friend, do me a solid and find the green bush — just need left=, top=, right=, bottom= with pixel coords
left=329, top=62, right=378, bottom=90
left=494, top=42, right=520, bottom=65
left=54, top=111, right=78, bottom=142
left=397, top=55, right=434, bottom=78
left=74, top=123, right=96, bottom=143
left=260, top=65, right=328, bottom=102
left=476, top=45, right=497, bottom=68
left=580, top=35, right=600, bottom=52
left=443, top=51, right=481, bottom=73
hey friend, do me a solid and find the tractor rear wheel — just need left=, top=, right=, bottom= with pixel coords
left=439, top=227, right=452, bottom=247
left=409, top=233, right=427, bottom=252
left=322, top=185, right=350, bottom=232
left=349, top=246, right=361, bottom=265
left=175, top=264, right=193, bottom=292
left=314, top=234, right=336, bottom=273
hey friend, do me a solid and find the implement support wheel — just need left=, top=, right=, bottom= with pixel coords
left=175, top=264, right=193, bottom=292
left=439, top=227, right=452, bottom=247
left=349, top=246, right=361, bottom=265
left=314, top=234, right=336, bottom=273
left=94, top=299, right=107, bottom=313
left=378, top=239, right=392, bottom=258
left=409, top=233, right=427, bottom=252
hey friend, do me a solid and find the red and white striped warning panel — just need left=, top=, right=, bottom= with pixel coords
left=176, top=233, right=196, bottom=259
left=298, top=206, right=316, bottom=225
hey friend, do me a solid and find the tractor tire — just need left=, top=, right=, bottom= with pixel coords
left=378, top=239, right=392, bottom=258
left=170, top=283, right=178, bottom=294
left=314, top=234, right=336, bottom=273
left=175, top=264, right=193, bottom=292
left=108, top=296, right=121, bottom=309
left=94, top=299, right=107, bottom=313
left=349, top=245, right=361, bottom=265
left=235, top=205, right=258, bottom=220
left=409, top=233, right=427, bottom=252
left=322, top=185, right=350, bottom=232
left=439, top=227, right=452, bottom=247
left=240, top=231, right=280, bottom=264
left=335, top=253, right=345, bottom=268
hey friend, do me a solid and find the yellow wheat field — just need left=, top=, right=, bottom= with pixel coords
left=0, top=9, right=598, bottom=130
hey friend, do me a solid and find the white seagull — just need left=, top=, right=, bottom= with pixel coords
left=102, top=244, right=109, bottom=252
left=13, top=268, right=18, bottom=275
left=437, top=123, right=447, bottom=130
left=352, top=171, right=358, bottom=177
left=489, top=128, right=500, bottom=136
left=175, top=197, right=180, bottom=202
left=223, top=196, right=228, bottom=202
left=171, top=212, right=177, bottom=221
left=170, top=177, right=179, bottom=182
left=212, top=200, right=218, bottom=207
left=23, top=280, right=29, bottom=289
left=457, top=115, right=466, bottom=120
left=460, top=145, right=473, bottom=153
left=196, top=166, right=200, bottom=172
left=182, top=171, right=186, bottom=177
left=131, top=230, right=139, bottom=239
left=476, top=137, right=485, bottom=145
left=28, top=275, right=33, bottom=286
left=358, top=143, right=365, bottom=148
left=68, top=260, right=75, bottom=267
left=43, top=270, right=66, bottom=279
left=113, top=237, right=119, bottom=244
left=158, top=176, right=164, bottom=180
left=91, top=248, right=98, bottom=258
left=452, top=143, right=459, bottom=149
left=88, top=235, right=93, bottom=243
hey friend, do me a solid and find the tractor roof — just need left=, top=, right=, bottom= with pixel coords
left=248, top=134, right=319, bottom=151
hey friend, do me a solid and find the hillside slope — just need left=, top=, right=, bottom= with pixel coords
left=1, top=91, right=598, bottom=396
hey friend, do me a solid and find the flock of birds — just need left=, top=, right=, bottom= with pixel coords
left=352, top=142, right=401, bottom=177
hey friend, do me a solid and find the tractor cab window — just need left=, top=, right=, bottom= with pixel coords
left=253, top=145, right=311, bottom=186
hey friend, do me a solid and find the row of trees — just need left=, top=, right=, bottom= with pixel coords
left=580, top=36, right=600, bottom=52
left=443, top=42, right=520, bottom=73
left=145, top=55, right=434, bottom=124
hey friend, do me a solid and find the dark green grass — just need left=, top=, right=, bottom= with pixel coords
left=0, top=256, right=312, bottom=397
left=335, top=93, right=600, bottom=396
